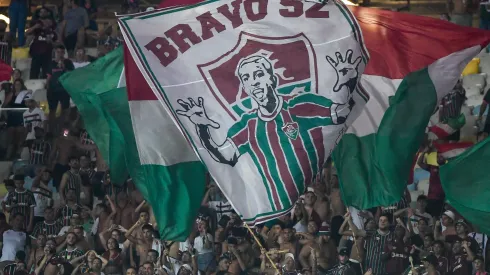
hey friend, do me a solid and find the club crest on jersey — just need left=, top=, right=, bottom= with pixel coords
left=282, top=122, right=299, bottom=140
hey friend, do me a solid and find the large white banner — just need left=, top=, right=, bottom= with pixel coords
left=119, top=0, right=369, bottom=224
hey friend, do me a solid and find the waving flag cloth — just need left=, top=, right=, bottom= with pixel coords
left=440, top=138, right=490, bottom=235
left=331, top=7, right=490, bottom=210
left=120, top=0, right=369, bottom=224
left=62, top=49, right=208, bottom=240
left=60, top=48, right=128, bottom=185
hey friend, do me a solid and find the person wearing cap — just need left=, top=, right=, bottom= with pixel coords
left=434, top=210, right=456, bottom=239
left=441, top=219, right=479, bottom=255
left=22, top=94, right=46, bottom=142
left=281, top=252, right=298, bottom=275
left=299, top=221, right=338, bottom=274
left=324, top=247, right=360, bottom=275
left=4, top=174, right=36, bottom=232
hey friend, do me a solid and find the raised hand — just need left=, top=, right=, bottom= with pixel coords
left=326, top=49, right=362, bottom=93
left=176, top=97, right=220, bottom=128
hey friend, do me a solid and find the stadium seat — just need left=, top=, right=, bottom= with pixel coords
left=13, top=58, right=32, bottom=80
left=33, top=89, right=47, bottom=102
left=25, top=79, right=46, bottom=92
left=86, top=47, right=98, bottom=57
left=462, top=73, right=486, bottom=107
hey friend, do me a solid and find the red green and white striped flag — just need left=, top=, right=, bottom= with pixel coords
left=434, top=142, right=473, bottom=159
left=120, top=0, right=369, bottom=224
left=332, top=7, right=490, bottom=210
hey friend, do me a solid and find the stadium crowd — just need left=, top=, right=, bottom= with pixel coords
left=0, top=1, right=489, bottom=275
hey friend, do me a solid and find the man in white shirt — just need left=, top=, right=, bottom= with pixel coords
left=22, top=95, right=46, bottom=141
left=0, top=213, right=27, bottom=262
left=194, top=221, right=215, bottom=274
left=409, top=195, right=434, bottom=234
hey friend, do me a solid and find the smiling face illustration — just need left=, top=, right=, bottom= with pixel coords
left=237, top=55, right=278, bottom=108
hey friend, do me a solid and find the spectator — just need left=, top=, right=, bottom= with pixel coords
left=59, top=0, right=89, bottom=56
left=8, top=0, right=28, bottom=46
left=23, top=95, right=47, bottom=143
left=57, top=189, right=82, bottom=227
left=59, top=156, right=81, bottom=204
left=0, top=213, right=27, bottom=262
left=46, top=57, right=74, bottom=134
left=30, top=169, right=54, bottom=227
left=4, top=79, right=30, bottom=160
left=3, top=251, right=27, bottom=275
left=27, top=128, right=51, bottom=177
left=474, top=256, right=487, bottom=275
left=27, top=234, right=46, bottom=272
left=432, top=240, right=449, bottom=275
left=31, top=206, right=62, bottom=238
left=57, top=232, right=84, bottom=261
left=27, top=16, right=57, bottom=79
left=409, top=195, right=434, bottom=234
left=5, top=174, right=36, bottom=232
left=362, top=214, right=393, bottom=275
left=417, top=147, right=447, bottom=217
left=72, top=48, right=90, bottom=69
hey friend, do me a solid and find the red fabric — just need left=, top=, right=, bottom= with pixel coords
left=0, top=60, right=12, bottom=82
left=428, top=165, right=445, bottom=200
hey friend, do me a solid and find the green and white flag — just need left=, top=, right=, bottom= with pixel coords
left=61, top=47, right=207, bottom=241
left=332, top=7, right=490, bottom=210
left=120, top=0, right=369, bottom=224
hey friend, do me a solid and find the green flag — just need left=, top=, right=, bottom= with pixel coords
left=60, top=47, right=128, bottom=184
left=62, top=48, right=207, bottom=241
left=440, top=138, right=490, bottom=235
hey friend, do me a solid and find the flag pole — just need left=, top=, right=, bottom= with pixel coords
left=347, top=209, right=364, bottom=275
left=243, top=222, right=281, bottom=275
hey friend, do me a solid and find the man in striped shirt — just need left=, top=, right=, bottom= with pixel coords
left=57, top=232, right=84, bottom=261
left=57, top=189, right=83, bottom=227
left=363, top=214, right=393, bottom=275
left=29, top=127, right=51, bottom=166
left=177, top=53, right=360, bottom=209
left=2, top=251, right=27, bottom=275
left=59, top=156, right=82, bottom=204
left=32, top=207, right=62, bottom=238
left=5, top=175, right=36, bottom=232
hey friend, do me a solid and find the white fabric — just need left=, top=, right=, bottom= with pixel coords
left=73, top=61, right=90, bottom=69
left=409, top=209, right=434, bottom=234
left=14, top=90, right=31, bottom=104
left=0, top=230, right=26, bottom=261
left=193, top=233, right=213, bottom=254
left=32, top=187, right=52, bottom=217
left=122, top=0, right=367, bottom=224
left=23, top=108, right=46, bottom=140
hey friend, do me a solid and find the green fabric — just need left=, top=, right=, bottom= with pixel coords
left=60, top=47, right=128, bottom=185
left=332, top=68, right=437, bottom=209
left=61, top=48, right=207, bottom=240
left=440, top=138, right=490, bottom=235
left=447, top=113, right=466, bottom=130
left=99, top=87, right=207, bottom=240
